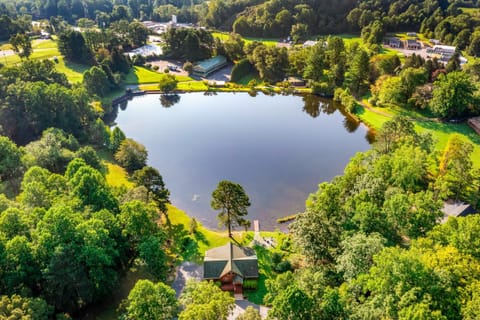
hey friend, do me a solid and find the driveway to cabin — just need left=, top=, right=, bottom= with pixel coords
left=172, top=261, right=203, bottom=298
left=172, top=261, right=270, bottom=319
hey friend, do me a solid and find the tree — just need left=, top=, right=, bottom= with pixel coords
left=268, top=284, right=314, bottom=320
left=115, top=138, right=148, bottom=172
left=0, top=136, right=23, bottom=182
left=211, top=180, right=251, bottom=237
left=109, top=127, right=126, bottom=152
left=158, top=74, right=178, bottom=93
left=57, top=29, right=93, bottom=63
left=435, top=134, right=474, bottom=200
left=290, top=182, right=343, bottom=265
left=429, top=71, right=476, bottom=119
left=128, top=21, right=149, bottom=47
left=83, top=66, right=110, bottom=96
left=346, top=48, right=370, bottom=95
left=336, top=233, right=385, bottom=281
left=250, top=45, right=288, bottom=83
left=0, top=295, right=52, bottom=319
left=179, top=280, right=235, bottom=320
left=236, top=306, right=261, bottom=320
left=183, top=61, right=194, bottom=75
left=123, top=279, right=178, bottom=320
left=132, top=166, right=170, bottom=211
left=9, top=33, right=32, bottom=59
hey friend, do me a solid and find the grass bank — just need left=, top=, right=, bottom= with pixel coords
left=354, top=101, right=480, bottom=168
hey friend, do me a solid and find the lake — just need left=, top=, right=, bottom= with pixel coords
left=113, top=92, right=372, bottom=230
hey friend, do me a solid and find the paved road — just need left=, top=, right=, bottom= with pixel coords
left=172, top=261, right=203, bottom=298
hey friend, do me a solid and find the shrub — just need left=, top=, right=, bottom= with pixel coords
left=243, top=279, right=258, bottom=290
left=183, top=61, right=194, bottom=75
left=152, top=65, right=159, bottom=71
left=164, top=68, right=170, bottom=73
left=311, top=81, right=334, bottom=96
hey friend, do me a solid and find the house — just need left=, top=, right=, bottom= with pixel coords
left=126, top=44, right=163, bottom=58
left=406, top=39, right=421, bottom=50
left=406, top=32, right=417, bottom=37
left=441, top=200, right=477, bottom=223
left=388, top=37, right=401, bottom=48
left=193, top=55, right=227, bottom=77
left=203, top=242, right=258, bottom=295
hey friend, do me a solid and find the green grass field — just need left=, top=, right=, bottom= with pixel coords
left=1, top=39, right=88, bottom=83
left=355, top=102, right=480, bottom=168
left=124, top=66, right=194, bottom=85
left=212, top=32, right=279, bottom=46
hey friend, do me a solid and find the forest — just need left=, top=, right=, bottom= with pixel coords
left=0, top=0, right=480, bottom=319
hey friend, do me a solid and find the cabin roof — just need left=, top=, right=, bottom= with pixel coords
left=203, top=242, right=258, bottom=279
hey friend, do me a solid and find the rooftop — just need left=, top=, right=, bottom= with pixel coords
left=203, top=242, right=258, bottom=279
left=195, top=55, right=227, bottom=71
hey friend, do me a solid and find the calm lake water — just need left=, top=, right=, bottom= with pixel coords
left=114, top=92, right=372, bottom=230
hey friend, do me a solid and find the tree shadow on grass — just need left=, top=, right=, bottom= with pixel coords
left=169, top=223, right=201, bottom=263
left=193, top=230, right=210, bottom=246
left=65, top=60, right=89, bottom=74
left=417, top=121, right=480, bottom=144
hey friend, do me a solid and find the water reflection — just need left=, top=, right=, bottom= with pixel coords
left=160, top=94, right=181, bottom=108
left=114, top=93, right=372, bottom=229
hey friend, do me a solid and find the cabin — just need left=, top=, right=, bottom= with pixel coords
left=192, top=55, right=227, bottom=77
left=441, top=200, right=477, bottom=223
left=406, top=39, right=421, bottom=50
left=388, top=37, right=401, bottom=48
left=203, top=242, right=258, bottom=295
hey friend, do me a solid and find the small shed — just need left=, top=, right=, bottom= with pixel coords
left=441, top=201, right=476, bottom=223
left=193, top=55, right=227, bottom=77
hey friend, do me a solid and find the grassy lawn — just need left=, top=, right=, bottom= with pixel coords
left=354, top=103, right=480, bottom=168
left=212, top=32, right=279, bottom=46
left=176, top=81, right=208, bottom=91
left=124, top=66, right=194, bottom=85
left=1, top=39, right=88, bottom=83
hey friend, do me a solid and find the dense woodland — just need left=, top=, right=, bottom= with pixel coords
left=1, top=0, right=480, bottom=319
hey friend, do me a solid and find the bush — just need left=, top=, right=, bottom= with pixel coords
left=164, top=68, right=170, bottom=73
left=183, top=61, right=194, bottom=75
left=334, top=88, right=358, bottom=113
left=311, top=81, right=334, bottom=96
left=231, top=58, right=254, bottom=83
left=152, top=65, right=159, bottom=71
left=274, top=260, right=292, bottom=273
left=132, top=55, right=146, bottom=66
left=145, top=63, right=152, bottom=69
left=243, top=279, right=258, bottom=290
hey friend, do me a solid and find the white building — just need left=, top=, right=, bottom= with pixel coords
left=433, top=45, right=456, bottom=56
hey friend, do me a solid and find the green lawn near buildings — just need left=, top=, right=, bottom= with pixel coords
left=354, top=102, right=480, bottom=168
left=212, top=31, right=279, bottom=46
left=124, top=66, right=194, bottom=85
left=1, top=39, right=88, bottom=83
